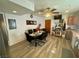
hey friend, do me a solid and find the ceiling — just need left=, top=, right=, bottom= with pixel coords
left=29, top=0, right=79, bottom=14
left=0, top=0, right=79, bottom=15
left=0, top=0, right=33, bottom=15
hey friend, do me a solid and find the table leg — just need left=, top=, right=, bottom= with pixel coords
left=35, top=39, right=38, bottom=47
left=35, top=42, right=37, bottom=47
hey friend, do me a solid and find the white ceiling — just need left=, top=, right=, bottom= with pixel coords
left=30, top=0, right=79, bottom=14
left=0, top=0, right=79, bottom=15
left=0, top=0, right=33, bottom=15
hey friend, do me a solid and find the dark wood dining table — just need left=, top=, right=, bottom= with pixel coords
left=29, top=31, right=44, bottom=47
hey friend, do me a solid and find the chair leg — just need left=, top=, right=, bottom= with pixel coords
left=35, top=42, right=37, bottom=47
left=34, top=39, right=38, bottom=47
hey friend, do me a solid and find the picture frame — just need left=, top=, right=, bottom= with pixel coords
left=26, top=20, right=37, bottom=25
left=8, top=19, right=17, bottom=30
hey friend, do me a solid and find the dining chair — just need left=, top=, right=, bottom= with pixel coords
left=25, top=32, right=40, bottom=47
left=28, top=29, right=33, bottom=34
left=25, top=33, right=35, bottom=43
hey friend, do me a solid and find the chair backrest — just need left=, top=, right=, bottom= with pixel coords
left=37, top=32, right=48, bottom=40
left=28, top=29, right=33, bottom=34
left=25, top=33, right=31, bottom=42
left=33, top=29, right=36, bottom=32
left=41, top=28, right=46, bottom=31
left=42, top=32, right=47, bottom=38
left=37, top=33, right=43, bottom=40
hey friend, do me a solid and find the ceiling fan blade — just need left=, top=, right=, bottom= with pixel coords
left=53, top=12, right=59, bottom=14
left=46, top=7, right=50, bottom=10
left=51, top=9, right=56, bottom=11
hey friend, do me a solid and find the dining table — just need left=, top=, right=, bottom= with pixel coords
left=29, top=31, right=44, bottom=47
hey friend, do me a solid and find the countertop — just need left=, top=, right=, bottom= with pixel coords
left=71, top=29, right=79, bottom=39
left=71, top=29, right=79, bottom=48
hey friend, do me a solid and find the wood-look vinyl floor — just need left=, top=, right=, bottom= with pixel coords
left=9, top=35, right=75, bottom=58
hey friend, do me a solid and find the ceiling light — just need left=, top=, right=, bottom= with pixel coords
left=13, top=11, right=17, bottom=13
left=46, top=13, right=51, bottom=17
left=38, top=12, right=42, bottom=14
left=65, top=10, right=69, bottom=13
left=45, top=12, right=52, bottom=17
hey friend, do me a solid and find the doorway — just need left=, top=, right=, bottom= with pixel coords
left=45, top=20, right=51, bottom=33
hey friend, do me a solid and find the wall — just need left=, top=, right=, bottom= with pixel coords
left=21, top=14, right=45, bottom=30
left=44, top=16, right=60, bottom=34
left=5, top=13, right=45, bottom=46
left=5, top=13, right=23, bottom=46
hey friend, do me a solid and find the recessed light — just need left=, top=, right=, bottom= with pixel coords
left=65, top=10, right=69, bottom=13
left=13, top=11, right=17, bottom=13
left=38, top=12, right=42, bottom=14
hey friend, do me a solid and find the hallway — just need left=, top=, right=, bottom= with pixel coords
left=10, top=35, right=75, bottom=58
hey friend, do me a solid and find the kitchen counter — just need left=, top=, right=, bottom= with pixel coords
left=71, top=29, right=79, bottom=48
left=71, top=29, right=79, bottom=57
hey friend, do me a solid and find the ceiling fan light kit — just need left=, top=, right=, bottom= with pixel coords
left=45, top=12, right=52, bottom=17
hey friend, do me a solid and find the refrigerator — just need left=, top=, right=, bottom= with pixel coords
left=0, top=14, right=9, bottom=58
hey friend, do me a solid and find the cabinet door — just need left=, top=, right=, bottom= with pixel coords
left=67, top=16, right=77, bottom=25
left=74, top=38, right=79, bottom=57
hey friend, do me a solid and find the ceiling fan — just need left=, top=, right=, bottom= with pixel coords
left=35, top=7, right=59, bottom=15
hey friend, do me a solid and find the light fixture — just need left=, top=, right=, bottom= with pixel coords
left=13, top=11, right=17, bottom=13
left=38, top=12, right=42, bottom=15
left=45, top=12, right=52, bottom=17
left=65, top=10, right=69, bottom=13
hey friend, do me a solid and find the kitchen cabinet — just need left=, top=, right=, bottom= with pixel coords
left=72, top=31, right=79, bottom=57
left=67, top=16, right=77, bottom=25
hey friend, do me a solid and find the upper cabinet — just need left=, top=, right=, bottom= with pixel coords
left=67, top=16, right=78, bottom=25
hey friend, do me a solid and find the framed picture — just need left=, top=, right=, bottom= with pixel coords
left=8, top=19, right=16, bottom=29
left=26, top=20, right=37, bottom=25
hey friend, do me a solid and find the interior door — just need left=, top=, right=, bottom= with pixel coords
left=45, top=20, right=51, bottom=33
